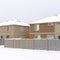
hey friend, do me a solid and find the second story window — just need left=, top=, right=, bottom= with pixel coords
left=6, top=26, right=9, bottom=32
left=34, top=24, right=39, bottom=31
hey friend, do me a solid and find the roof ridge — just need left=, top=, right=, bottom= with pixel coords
left=30, top=15, right=60, bottom=24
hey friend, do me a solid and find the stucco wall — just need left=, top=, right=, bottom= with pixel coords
left=55, top=23, right=60, bottom=39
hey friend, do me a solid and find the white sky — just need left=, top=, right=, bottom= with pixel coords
left=0, top=0, right=60, bottom=23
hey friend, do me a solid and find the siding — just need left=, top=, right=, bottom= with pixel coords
left=29, top=23, right=55, bottom=38
left=30, top=23, right=55, bottom=32
left=0, top=25, right=29, bottom=38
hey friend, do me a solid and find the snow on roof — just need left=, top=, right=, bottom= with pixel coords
left=0, top=19, right=30, bottom=26
left=31, top=15, right=60, bottom=24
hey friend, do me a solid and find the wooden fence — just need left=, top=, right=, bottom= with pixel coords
left=4, top=38, right=60, bottom=51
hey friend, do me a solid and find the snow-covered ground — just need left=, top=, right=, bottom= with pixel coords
left=0, top=45, right=60, bottom=60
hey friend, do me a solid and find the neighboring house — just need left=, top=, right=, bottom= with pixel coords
left=0, top=20, right=29, bottom=38
left=29, top=15, right=60, bottom=39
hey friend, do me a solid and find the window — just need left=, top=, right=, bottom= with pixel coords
left=1, top=36, right=3, bottom=38
left=48, top=23, right=54, bottom=26
left=34, top=24, right=39, bottom=31
left=6, top=35, right=9, bottom=38
left=0, top=36, right=3, bottom=39
left=58, top=36, right=60, bottom=39
left=35, top=35, right=41, bottom=39
left=6, top=26, right=9, bottom=32
left=47, top=35, right=54, bottom=39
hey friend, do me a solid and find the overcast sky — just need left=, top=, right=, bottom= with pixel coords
left=0, top=0, right=60, bottom=23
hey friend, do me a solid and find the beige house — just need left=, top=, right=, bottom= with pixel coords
left=29, top=15, right=60, bottom=39
left=0, top=20, right=29, bottom=38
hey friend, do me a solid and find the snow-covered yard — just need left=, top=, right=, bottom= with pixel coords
left=0, top=45, right=60, bottom=60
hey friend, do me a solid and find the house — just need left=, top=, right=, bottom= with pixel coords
left=0, top=20, right=29, bottom=38
left=29, top=15, right=60, bottom=39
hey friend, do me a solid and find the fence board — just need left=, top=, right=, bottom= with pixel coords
left=4, top=39, right=60, bottom=51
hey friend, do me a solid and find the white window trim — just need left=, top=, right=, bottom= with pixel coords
left=47, top=35, right=54, bottom=39
left=34, top=24, right=39, bottom=31
left=34, top=34, right=41, bottom=40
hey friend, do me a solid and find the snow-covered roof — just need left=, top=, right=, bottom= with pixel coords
left=31, top=15, right=60, bottom=24
left=0, top=19, right=30, bottom=26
